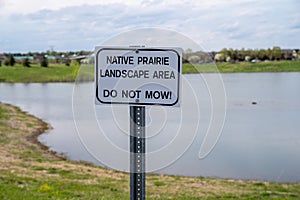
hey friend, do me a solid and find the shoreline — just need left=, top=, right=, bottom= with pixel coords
left=24, top=109, right=68, bottom=161
left=0, top=60, right=299, bottom=83
left=1, top=102, right=300, bottom=199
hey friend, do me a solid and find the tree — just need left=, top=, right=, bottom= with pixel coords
left=246, top=49, right=252, bottom=59
left=184, top=48, right=193, bottom=54
left=232, top=49, right=238, bottom=60
left=237, top=48, right=246, bottom=61
left=40, top=56, right=48, bottom=67
left=220, top=48, right=228, bottom=57
left=22, top=58, right=30, bottom=67
left=272, top=46, right=281, bottom=60
left=266, top=48, right=272, bottom=60
left=9, top=56, right=15, bottom=66
left=251, top=49, right=259, bottom=60
left=0, top=59, right=2, bottom=67
left=3, top=56, right=15, bottom=66
left=258, top=49, right=267, bottom=60
left=4, top=58, right=10, bottom=66
left=64, top=58, right=71, bottom=66
left=283, top=50, right=292, bottom=60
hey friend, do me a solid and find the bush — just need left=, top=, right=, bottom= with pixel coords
left=0, top=59, right=2, bottom=67
left=64, top=58, right=71, bottom=66
left=4, top=58, right=10, bottom=66
left=40, top=57, right=48, bottom=67
left=4, top=56, right=15, bottom=66
left=9, top=56, right=15, bottom=66
left=22, top=58, right=30, bottom=67
left=71, top=59, right=81, bottom=67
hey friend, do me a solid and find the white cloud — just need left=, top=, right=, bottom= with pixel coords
left=0, top=0, right=140, bottom=16
left=0, top=0, right=299, bottom=52
left=0, top=0, right=258, bottom=16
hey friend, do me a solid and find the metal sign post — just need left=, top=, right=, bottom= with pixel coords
left=130, top=106, right=146, bottom=200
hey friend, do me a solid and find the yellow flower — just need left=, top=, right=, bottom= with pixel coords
left=38, top=184, right=52, bottom=192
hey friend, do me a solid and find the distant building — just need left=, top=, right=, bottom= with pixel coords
left=292, top=49, right=299, bottom=59
left=76, top=54, right=94, bottom=64
left=14, top=56, right=34, bottom=61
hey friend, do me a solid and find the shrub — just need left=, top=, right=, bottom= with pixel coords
left=0, top=59, right=2, bottom=67
left=4, top=58, right=10, bottom=66
left=22, top=58, right=30, bottom=67
left=4, top=56, right=16, bottom=66
left=64, top=58, right=71, bottom=66
left=40, top=57, right=48, bottom=67
left=9, top=56, right=15, bottom=66
left=71, top=59, right=81, bottom=67
left=10, top=57, right=15, bottom=66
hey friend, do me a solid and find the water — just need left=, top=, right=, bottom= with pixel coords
left=0, top=73, right=299, bottom=182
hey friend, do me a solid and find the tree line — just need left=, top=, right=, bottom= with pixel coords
left=1, top=47, right=299, bottom=67
left=184, top=47, right=300, bottom=63
left=0, top=50, right=88, bottom=67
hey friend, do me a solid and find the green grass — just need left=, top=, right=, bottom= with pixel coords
left=0, top=61, right=300, bottom=83
left=0, top=107, right=9, bottom=119
left=0, top=63, right=93, bottom=83
left=1, top=102, right=300, bottom=199
left=183, top=60, right=300, bottom=73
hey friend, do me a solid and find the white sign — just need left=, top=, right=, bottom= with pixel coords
left=95, top=47, right=181, bottom=106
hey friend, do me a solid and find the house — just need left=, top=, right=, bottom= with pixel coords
left=292, top=49, right=299, bottom=59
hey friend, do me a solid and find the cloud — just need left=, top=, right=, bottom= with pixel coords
left=0, top=0, right=139, bottom=16
left=291, top=24, right=300, bottom=30
left=0, top=0, right=299, bottom=52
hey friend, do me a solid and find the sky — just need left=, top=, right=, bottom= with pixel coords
left=0, top=0, right=299, bottom=52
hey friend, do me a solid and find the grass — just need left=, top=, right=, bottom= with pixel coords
left=0, top=61, right=300, bottom=83
left=184, top=60, right=300, bottom=73
left=0, top=63, right=93, bottom=83
left=0, top=102, right=300, bottom=199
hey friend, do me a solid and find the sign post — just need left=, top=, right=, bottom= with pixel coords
left=95, top=46, right=181, bottom=200
left=130, top=106, right=145, bottom=200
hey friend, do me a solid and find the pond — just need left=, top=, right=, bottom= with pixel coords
left=1, top=72, right=299, bottom=182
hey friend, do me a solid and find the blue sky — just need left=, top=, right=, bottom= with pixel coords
left=0, top=0, right=299, bottom=52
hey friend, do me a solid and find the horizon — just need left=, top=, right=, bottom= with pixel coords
left=1, top=46, right=299, bottom=55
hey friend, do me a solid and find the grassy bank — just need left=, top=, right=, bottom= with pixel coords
left=184, top=60, right=300, bottom=73
left=0, top=102, right=300, bottom=199
left=0, top=63, right=93, bottom=83
left=0, top=61, right=300, bottom=83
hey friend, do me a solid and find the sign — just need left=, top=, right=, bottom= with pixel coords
left=95, top=47, right=181, bottom=106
